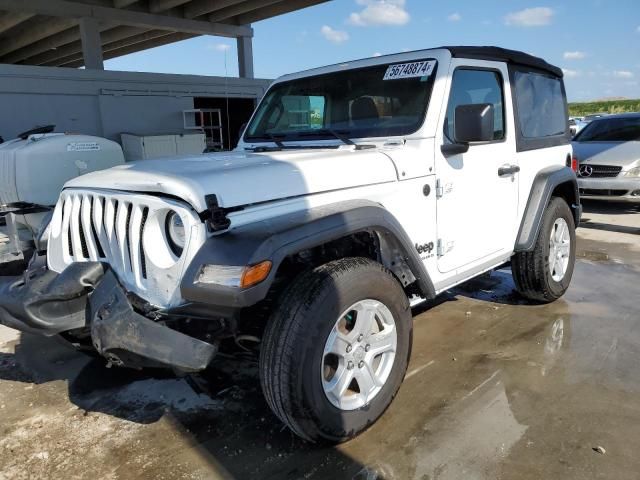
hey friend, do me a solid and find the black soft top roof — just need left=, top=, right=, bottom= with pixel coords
left=441, top=46, right=563, bottom=78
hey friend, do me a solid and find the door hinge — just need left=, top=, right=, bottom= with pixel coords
left=435, top=179, right=453, bottom=198
left=437, top=238, right=454, bottom=257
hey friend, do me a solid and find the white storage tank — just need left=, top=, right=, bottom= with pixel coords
left=0, top=130, right=124, bottom=271
left=0, top=132, right=124, bottom=210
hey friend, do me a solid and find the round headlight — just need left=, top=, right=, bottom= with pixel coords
left=166, top=211, right=185, bottom=255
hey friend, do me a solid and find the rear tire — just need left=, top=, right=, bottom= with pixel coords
left=512, top=197, right=576, bottom=303
left=259, top=257, right=412, bottom=443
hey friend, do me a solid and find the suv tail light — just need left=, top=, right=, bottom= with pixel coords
left=568, top=155, right=578, bottom=172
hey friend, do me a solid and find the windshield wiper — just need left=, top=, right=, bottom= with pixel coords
left=265, top=132, right=286, bottom=148
left=296, top=129, right=376, bottom=150
left=297, top=128, right=354, bottom=146
left=245, top=133, right=287, bottom=152
left=245, top=129, right=374, bottom=152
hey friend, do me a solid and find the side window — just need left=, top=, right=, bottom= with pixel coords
left=513, top=71, right=566, bottom=138
left=444, top=69, right=505, bottom=142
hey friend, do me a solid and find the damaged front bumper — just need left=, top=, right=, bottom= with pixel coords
left=0, top=262, right=217, bottom=372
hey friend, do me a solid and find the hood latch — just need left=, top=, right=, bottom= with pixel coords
left=202, top=194, right=235, bottom=232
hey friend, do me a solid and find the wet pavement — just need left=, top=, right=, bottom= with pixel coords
left=1, top=200, right=639, bottom=480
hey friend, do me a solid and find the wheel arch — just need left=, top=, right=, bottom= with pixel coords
left=181, top=200, right=436, bottom=309
left=515, top=165, right=581, bottom=252
left=271, top=225, right=424, bottom=296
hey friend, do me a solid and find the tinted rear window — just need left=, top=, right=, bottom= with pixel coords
left=574, top=117, right=640, bottom=142
left=514, top=71, right=566, bottom=138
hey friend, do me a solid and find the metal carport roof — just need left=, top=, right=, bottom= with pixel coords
left=0, top=0, right=330, bottom=74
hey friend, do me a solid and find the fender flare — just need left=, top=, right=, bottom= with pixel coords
left=181, top=200, right=436, bottom=309
left=515, top=165, right=581, bottom=252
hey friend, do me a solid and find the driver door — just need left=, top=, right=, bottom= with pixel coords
left=435, top=61, right=519, bottom=274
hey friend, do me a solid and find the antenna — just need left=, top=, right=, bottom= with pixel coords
left=223, top=46, right=231, bottom=151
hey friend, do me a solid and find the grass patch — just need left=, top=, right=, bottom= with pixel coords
left=569, top=99, right=640, bottom=116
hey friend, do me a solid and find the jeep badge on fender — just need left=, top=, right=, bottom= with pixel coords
left=416, top=242, right=435, bottom=255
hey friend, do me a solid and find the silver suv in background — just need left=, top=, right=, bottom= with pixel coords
left=573, top=112, right=640, bottom=202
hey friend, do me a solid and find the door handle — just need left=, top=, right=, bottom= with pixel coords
left=498, top=164, right=520, bottom=177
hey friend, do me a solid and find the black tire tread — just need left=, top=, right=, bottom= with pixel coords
left=512, top=197, right=575, bottom=303
left=259, top=257, right=406, bottom=442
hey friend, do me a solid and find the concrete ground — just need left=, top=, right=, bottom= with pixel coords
left=0, top=200, right=638, bottom=480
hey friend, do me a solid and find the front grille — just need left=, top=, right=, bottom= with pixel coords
left=57, top=192, right=149, bottom=285
left=48, top=189, right=206, bottom=308
left=139, top=207, right=149, bottom=279
left=580, top=188, right=628, bottom=197
left=579, top=165, right=622, bottom=178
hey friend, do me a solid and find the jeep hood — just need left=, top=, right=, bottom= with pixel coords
left=64, top=147, right=398, bottom=211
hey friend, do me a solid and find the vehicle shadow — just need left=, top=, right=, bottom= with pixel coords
left=579, top=200, right=640, bottom=235
left=578, top=221, right=640, bottom=235
left=581, top=199, right=640, bottom=216
left=450, top=267, right=533, bottom=306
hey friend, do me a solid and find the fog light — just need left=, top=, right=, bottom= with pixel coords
left=631, top=190, right=640, bottom=197
left=196, top=261, right=272, bottom=288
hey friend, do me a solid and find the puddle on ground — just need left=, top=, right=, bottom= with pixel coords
left=577, top=250, right=610, bottom=262
left=577, top=236, right=639, bottom=265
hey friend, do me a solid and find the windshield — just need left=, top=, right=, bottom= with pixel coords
left=245, top=60, right=437, bottom=143
left=574, top=117, right=640, bottom=142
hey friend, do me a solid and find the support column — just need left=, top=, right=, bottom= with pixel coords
left=79, top=17, right=104, bottom=69
left=236, top=31, right=254, bottom=79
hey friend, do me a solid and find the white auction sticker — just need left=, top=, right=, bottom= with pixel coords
left=67, top=142, right=100, bottom=152
left=383, top=60, right=436, bottom=80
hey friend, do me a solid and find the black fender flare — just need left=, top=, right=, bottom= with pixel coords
left=515, top=165, right=581, bottom=252
left=181, top=200, right=436, bottom=309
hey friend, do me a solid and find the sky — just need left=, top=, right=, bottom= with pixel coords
left=105, top=0, right=640, bottom=102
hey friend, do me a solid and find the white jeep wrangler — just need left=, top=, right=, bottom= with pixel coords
left=0, top=46, right=580, bottom=443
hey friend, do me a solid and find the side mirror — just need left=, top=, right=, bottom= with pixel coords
left=441, top=103, right=495, bottom=156
left=454, top=103, right=495, bottom=143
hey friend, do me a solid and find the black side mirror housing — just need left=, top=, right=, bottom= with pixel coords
left=441, top=103, right=495, bottom=157
left=440, top=142, right=469, bottom=156
left=454, top=103, right=495, bottom=143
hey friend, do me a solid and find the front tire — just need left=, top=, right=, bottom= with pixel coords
left=512, top=197, right=576, bottom=303
left=259, top=257, right=412, bottom=443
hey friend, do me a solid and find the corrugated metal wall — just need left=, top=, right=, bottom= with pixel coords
left=0, top=64, right=270, bottom=142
